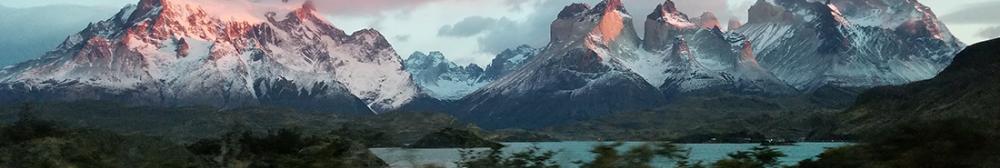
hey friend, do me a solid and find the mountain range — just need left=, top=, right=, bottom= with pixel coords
left=403, top=45, right=538, bottom=100
left=0, top=0, right=967, bottom=129
left=0, top=0, right=419, bottom=114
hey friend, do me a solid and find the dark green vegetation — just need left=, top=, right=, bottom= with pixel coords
left=794, top=38, right=1000, bottom=167
left=712, top=146, right=787, bottom=168
left=841, top=38, right=1000, bottom=135
left=577, top=142, right=691, bottom=168
left=545, top=91, right=853, bottom=142
left=0, top=104, right=399, bottom=167
left=456, top=146, right=560, bottom=168
left=456, top=142, right=794, bottom=168
left=0, top=113, right=197, bottom=167
left=798, top=119, right=1000, bottom=167
left=410, top=127, right=504, bottom=148
left=0, top=101, right=463, bottom=144
left=0, top=109, right=388, bottom=167
left=186, top=129, right=387, bottom=167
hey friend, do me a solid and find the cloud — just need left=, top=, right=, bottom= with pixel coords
left=940, top=1, right=1000, bottom=24
left=394, top=35, right=411, bottom=42
left=312, top=0, right=447, bottom=16
left=977, top=26, right=1000, bottom=39
left=438, top=16, right=499, bottom=37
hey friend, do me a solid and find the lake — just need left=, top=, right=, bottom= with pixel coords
left=371, top=142, right=849, bottom=168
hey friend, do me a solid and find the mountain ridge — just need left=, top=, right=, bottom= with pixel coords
left=0, top=0, right=421, bottom=114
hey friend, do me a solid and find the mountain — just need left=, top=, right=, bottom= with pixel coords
left=841, top=38, right=1000, bottom=134
left=404, top=51, right=487, bottom=100
left=0, top=5, right=118, bottom=67
left=735, top=0, right=964, bottom=91
left=481, top=45, right=539, bottom=81
left=636, top=0, right=797, bottom=96
left=0, top=0, right=420, bottom=114
left=455, top=0, right=668, bottom=129
left=404, top=45, right=538, bottom=100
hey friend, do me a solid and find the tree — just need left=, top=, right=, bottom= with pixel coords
left=712, top=146, right=786, bottom=168
left=579, top=142, right=691, bottom=168
left=456, top=146, right=559, bottom=168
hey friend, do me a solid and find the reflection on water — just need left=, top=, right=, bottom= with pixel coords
left=370, top=142, right=848, bottom=168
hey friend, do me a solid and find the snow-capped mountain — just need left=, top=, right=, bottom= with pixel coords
left=635, top=0, right=796, bottom=96
left=456, top=0, right=668, bottom=129
left=481, top=45, right=539, bottom=82
left=735, top=0, right=964, bottom=91
left=404, top=51, right=487, bottom=100
left=404, top=45, right=538, bottom=100
left=0, top=0, right=420, bottom=114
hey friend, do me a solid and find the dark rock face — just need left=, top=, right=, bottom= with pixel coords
left=842, top=38, right=1000, bottom=134
left=408, top=128, right=503, bottom=149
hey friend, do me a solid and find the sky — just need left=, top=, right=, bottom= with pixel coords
left=1, top=0, right=998, bottom=66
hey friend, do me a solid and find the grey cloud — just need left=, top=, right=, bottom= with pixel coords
left=941, top=1, right=1000, bottom=24
left=394, top=35, right=411, bottom=42
left=475, top=0, right=575, bottom=53
left=978, top=26, right=1000, bottom=39
left=438, top=16, right=500, bottom=37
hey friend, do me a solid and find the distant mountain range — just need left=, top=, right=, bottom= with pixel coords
left=0, top=0, right=967, bottom=129
left=404, top=45, right=538, bottom=100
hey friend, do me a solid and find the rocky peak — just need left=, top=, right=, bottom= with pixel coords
left=590, top=0, right=627, bottom=15
left=695, top=12, right=721, bottom=29
left=557, top=3, right=590, bottom=19
left=350, top=28, right=392, bottom=49
left=642, top=0, right=696, bottom=52
left=483, top=45, right=538, bottom=81
left=728, top=18, right=743, bottom=31
left=293, top=0, right=318, bottom=20
left=747, top=0, right=792, bottom=24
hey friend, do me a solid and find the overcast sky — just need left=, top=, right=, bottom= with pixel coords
left=1, top=0, right=997, bottom=66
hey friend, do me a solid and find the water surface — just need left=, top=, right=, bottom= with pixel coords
left=371, top=142, right=848, bottom=168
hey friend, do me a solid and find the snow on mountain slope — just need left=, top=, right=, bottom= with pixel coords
left=735, top=0, right=964, bottom=91
left=404, top=45, right=539, bottom=100
left=634, top=0, right=796, bottom=96
left=456, top=0, right=667, bottom=129
left=404, top=51, right=487, bottom=100
left=481, top=45, right=539, bottom=82
left=0, top=0, right=419, bottom=113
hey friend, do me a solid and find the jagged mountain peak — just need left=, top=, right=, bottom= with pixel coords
left=591, top=0, right=627, bottom=15
left=728, top=18, right=743, bottom=31
left=736, top=0, right=964, bottom=91
left=646, top=0, right=694, bottom=28
left=695, top=12, right=721, bottom=29
left=551, top=0, right=641, bottom=51
left=557, top=3, right=590, bottom=19
left=0, top=0, right=420, bottom=114
left=404, top=51, right=490, bottom=100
